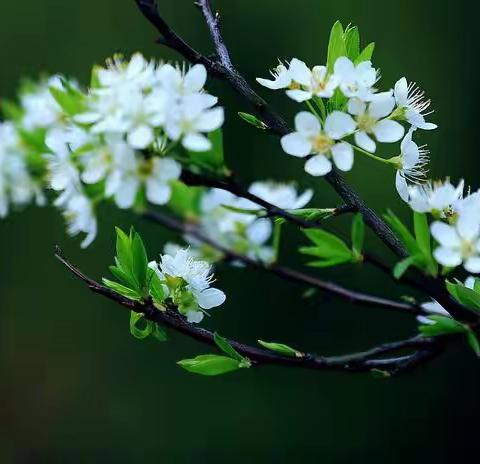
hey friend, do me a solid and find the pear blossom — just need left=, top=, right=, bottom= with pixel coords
left=164, top=93, right=224, bottom=151
left=0, top=122, right=45, bottom=217
left=57, top=190, right=97, bottom=248
left=149, top=248, right=226, bottom=323
left=286, top=65, right=338, bottom=102
left=156, top=63, right=207, bottom=96
left=407, top=179, right=464, bottom=217
left=281, top=111, right=356, bottom=176
left=256, top=58, right=304, bottom=90
left=333, top=57, right=377, bottom=100
left=248, top=182, right=313, bottom=210
left=395, top=128, right=429, bottom=202
left=348, top=93, right=405, bottom=153
left=431, top=215, right=480, bottom=272
left=394, top=78, right=437, bottom=130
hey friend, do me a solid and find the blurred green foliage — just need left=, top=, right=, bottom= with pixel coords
left=0, top=0, right=478, bottom=462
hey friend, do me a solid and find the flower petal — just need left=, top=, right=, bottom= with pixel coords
left=431, top=221, right=461, bottom=247
left=286, top=89, right=313, bottom=102
left=369, top=94, right=396, bottom=119
left=354, top=131, right=376, bottom=153
left=288, top=58, right=311, bottom=86
left=280, top=132, right=311, bottom=157
left=464, top=257, right=480, bottom=273
left=304, top=154, right=332, bottom=176
left=325, top=111, right=356, bottom=139
left=331, top=142, right=354, bottom=172
left=294, top=111, right=321, bottom=136
left=184, top=64, right=207, bottom=92
left=433, top=246, right=462, bottom=267
left=197, top=288, right=226, bottom=310
left=182, top=133, right=211, bottom=152
left=372, top=120, right=405, bottom=143
left=127, top=125, right=154, bottom=149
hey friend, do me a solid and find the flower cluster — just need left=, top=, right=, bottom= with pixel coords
left=0, top=54, right=224, bottom=247
left=258, top=56, right=436, bottom=187
left=170, top=182, right=313, bottom=263
left=149, top=247, right=226, bottom=323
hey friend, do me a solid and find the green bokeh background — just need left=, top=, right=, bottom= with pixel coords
left=1, top=1, right=478, bottom=462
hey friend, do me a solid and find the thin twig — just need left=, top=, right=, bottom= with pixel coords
left=55, top=247, right=442, bottom=375
left=143, top=209, right=423, bottom=315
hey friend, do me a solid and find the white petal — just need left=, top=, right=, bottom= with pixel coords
left=325, top=111, right=356, bottom=139
left=431, top=222, right=461, bottom=247
left=457, top=214, right=480, bottom=241
left=186, top=310, right=205, bottom=324
left=184, top=64, right=207, bottom=92
left=182, top=133, right=211, bottom=152
left=146, top=180, right=171, bottom=205
left=394, top=77, right=408, bottom=106
left=433, top=247, right=462, bottom=267
left=195, top=107, right=224, bottom=132
left=280, top=133, right=311, bottom=157
left=294, top=111, right=321, bottom=136
left=114, top=177, right=139, bottom=209
left=247, top=218, right=272, bottom=245
left=304, top=154, right=332, bottom=176
left=331, top=142, right=354, bottom=171
left=354, top=131, right=376, bottom=153
left=127, top=125, right=154, bottom=149
left=334, top=57, right=355, bottom=81
left=288, top=58, right=311, bottom=86
left=197, top=288, right=226, bottom=310
left=465, top=276, right=477, bottom=289
left=395, top=172, right=409, bottom=202
left=347, top=98, right=366, bottom=116
left=293, top=189, right=314, bottom=209
left=369, top=95, right=395, bottom=119
left=286, top=89, right=313, bottom=102
left=74, top=112, right=101, bottom=124
left=372, top=120, right=405, bottom=143
left=464, top=257, right=480, bottom=273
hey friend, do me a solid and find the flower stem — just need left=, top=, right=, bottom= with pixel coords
left=352, top=145, right=396, bottom=167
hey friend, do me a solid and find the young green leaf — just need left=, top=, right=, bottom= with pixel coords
left=302, top=229, right=353, bottom=258
left=384, top=210, right=420, bottom=256
left=49, top=84, right=86, bottom=117
left=168, top=181, right=203, bottom=219
left=466, top=330, right=480, bottom=357
left=193, top=128, right=224, bottom=171
left=393, top=256, right=419, bottom=279
left=446, top=280, right=480, bottom=312
left=129, top=312, right=153, bottom=339
left=238, top=112, right=268, bottom=130
left=327, top=21, right=347, bottom=72
left=132, top=230, right=148, bottom=290
left=351, top=213, right=365, bottom=256
left=148, top=269, right=166, bottom=306
left=214, top=332, right=244, bottom=362
left=419, top=316, right=466, bottom=337
left=152, top=324, right=168, bottom=342
left=343, top=25, right=360, bottom=61
left=102, top=279, right=143, bottom=301
left=258, top=340, right=303, bottom=358
left=355, top=42, right=375, bottom=64
left=177, top=354, right=244, bottom=376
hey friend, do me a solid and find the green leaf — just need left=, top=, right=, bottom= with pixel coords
left=132, top=230, right=148, bottom=289
left=290, top=208, right=335, bottom=220
left=168, top=181, right=203, bottom=219
left=177, top=354, right=244, bottom=376
left=351, top=213, right=365, bottom=256
left=413, top=212, right=437, bottom=276
left=109, top=265, right=137, bottom=290
left=446, top=280, right=480, bottom=312
left=301, top=229, right=353, bottom=260
left=214, top=332, right=244, bottom=362
left=49, top=83, right=86, bottom=117
left=327, top=21, right=347, bottom=72
left=419, top=316, right=466, bottom=336
left=466, top=330, right=480, bottom=357
left=193, top=128, right=224, bottom=170
left=148, top=269, right=166, bottom=305
left=305, top=257, right=353, bottom=268
left=354, top=42, right=375, bottom=64
left=384, top=210, right=421, bottom=256
left=258, top=340, right=303, bottom=358
left=393, top=256, right=419, bottom=279
left=102, top=279, right=143, bottom=301
left=129, top=312, right=153, bottom=339
left=152, top=324, right=168, bottom=342
left=238, top=112, right=268, bottom=130
left=115, top=227, right=134, bottom=274
left=344, top=25, right=360, bottom=61
left=220, top=204, right=261, bottom=216
left=1, top=99, right=23, bottom=121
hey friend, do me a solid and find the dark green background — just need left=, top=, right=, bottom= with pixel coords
left=1, top=1, right=478, bottom=462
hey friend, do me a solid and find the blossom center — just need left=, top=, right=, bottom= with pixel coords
left=460, top=240, right=475, bottom=258
left=312, top=134, right=333, bottom=153
left=138, top=158, right=154, bottom=178
left=289, top=82, right=301, bottom=90
left=356, top=113, right=377, bottom=132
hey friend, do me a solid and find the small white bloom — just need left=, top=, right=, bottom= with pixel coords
left=156, top=63, right=208, bottom=96
left=248, top=182, right=313, bottom=210
left=431, top=215, right=480, bottom=272
left=333, top=57, right=378, bottom=100
left=286, top=65, right=338, bottom=102
left=281, top=111, right=356, bottom=176
left=395, top=128, right=429, bottom=202
left=348, top=93, right=405, bottom=153
left=408, top=179, right=464, bottom=217
left=394, top=78, right=437, bottom=130
left=256, top=59, right=301, bottom=90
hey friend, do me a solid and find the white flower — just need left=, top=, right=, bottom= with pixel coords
left=394, top=78, right=437, bottom=130
left=156, top=63, right=207, bottom=96
left=102, top=141, right=180, bottom=209
left=286, top=64, right=338, bottom=102
left=281, top=111, right=356, bottom=176
left=21, top=76, right=65, bottom=130
left=256, top=59, right=300, bottom=90
left=348, top=93, right=405, bottom=153
left=57, top=191, right=97, bottom=248
left=395, top=128, right=429, bottom=202
left=453, top=189, right=480, bottom=218
left=248, top=182, right=313, bottom=210
left=154, top=248, right=226, bottom=322
left=407, top=179, right=464, bottom=217
left=165, top=93, right=224, bottom=152
left=431, top=215, right=480, bottom=272
left=0, top=122, right=45, bottom=217
left=333, top=57, right=377, bottom=100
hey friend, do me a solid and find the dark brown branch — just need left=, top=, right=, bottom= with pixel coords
left=55, top=247, right=442, bottom=375
left=143, top=209, right=422, bottom=315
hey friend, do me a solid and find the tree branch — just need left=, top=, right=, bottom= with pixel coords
left=143, top=209, right=423, bottom=315
left=55, top=247, right=443, bottom=375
